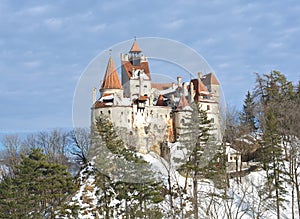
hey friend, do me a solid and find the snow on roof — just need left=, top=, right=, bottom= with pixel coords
left=100, top=94, right=114, bottom=101
left=226, top=145, right=240, bottom=154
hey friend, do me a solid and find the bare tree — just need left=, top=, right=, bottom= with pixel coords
left=69, top=128, right=90, bottom=164
left=1, top=134, right=22, bottom=171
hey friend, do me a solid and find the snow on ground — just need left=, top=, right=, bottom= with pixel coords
left=58, top=143, right=299, bottom=218
left=142, top=148, right=296, bottom=219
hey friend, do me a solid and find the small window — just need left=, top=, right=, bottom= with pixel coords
left=144, top=85, right=147, bottom=88
left=108, top=110, right=111, bottom=114
left=207, top=105, right=210, bottom=111
left=180, top=119, right=185, bottom=124
left=100, top=111, right=103, bottom=114
left=121, top=112, right=124, bottom=115
left=128, top=119, right=130, bottom=123
left=211, top=118, right=214, bottom=123
left=136, top=85, right=140, bottom=87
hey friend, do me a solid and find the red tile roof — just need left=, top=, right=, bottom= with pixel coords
left=122, top=60, right=151, bottom=79
left=101, top=57, right=122, bottom=90
left=202, top=73, right=220, bottom=85
left=93, top=101, right=107, bottom=109
left=151, top=83, right=174, bottom=90
left=176, top=95, right=190, bottom=110
left=191, top=79, right=209, bottom=94
left=129, top=40, right=142, bottom=53
left=156, top=95, right=167, bottom=106
left=138, top=96, right=148, bottom=101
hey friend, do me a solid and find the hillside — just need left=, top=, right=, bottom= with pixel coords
left=56, top=149, right=297, bottom=219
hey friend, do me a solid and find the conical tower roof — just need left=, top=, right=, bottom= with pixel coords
left=176, top=95, right=190, bottom=110
left=129, top=39, right=142, bottom=53
left=101, top=57, right=122, bottom=90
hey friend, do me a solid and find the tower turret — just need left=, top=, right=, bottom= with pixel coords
left=100, top=56, right=123, bottom=97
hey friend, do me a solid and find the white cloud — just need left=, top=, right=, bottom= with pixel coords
left=44, top=17, right=64, bottom=30
left=268, top=42, right=283, bottom=49
left=23, top=61, right=41, bottom=68
left=163, top=19, right=184, bottom=30
left=16, top=5, right=51, bottom=16
left=87, top=23, right=107, bottom=33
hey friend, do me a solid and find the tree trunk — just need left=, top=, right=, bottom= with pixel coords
left=193, top=175, right=198, bottom=219
left=168, top=174, right=174, bottom=218
left=294, top=163, right=300, bottom=219
left=274, top=165, right=280, bottom=219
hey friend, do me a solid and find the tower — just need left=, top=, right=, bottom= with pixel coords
left=121, top=39, right=152, bottom=100
left=100, top=56, right=123, bottom=98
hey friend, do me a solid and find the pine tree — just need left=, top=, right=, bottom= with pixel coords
left=254, top=71, right=292, bottom=219
left=91, top=114, right=164, bottom=218
left=240, top=90, right=257, bottom=132
left=0, top=149, right=76, bottom=218
left=177, top=102, right=217, bottom=219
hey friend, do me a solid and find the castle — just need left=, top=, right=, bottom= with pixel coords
left=91, top=40, right=222, bottom=155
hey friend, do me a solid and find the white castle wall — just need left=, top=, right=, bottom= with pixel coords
left=92, top=105, right=172, bottom=154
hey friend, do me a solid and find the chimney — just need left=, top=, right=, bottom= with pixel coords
left=198, top=72, right=203, bottom=79
left=92, top=87, right=97, bottom=103
left=183, top=82, right=188, bottom=96
left=177, top=76, right=182, bottom=88
left=172, top=82, right=176, bottom=89
left=190, top=82, right=195, bottom=103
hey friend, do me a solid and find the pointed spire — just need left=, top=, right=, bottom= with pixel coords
left=129, top=37, right=142, bottom=53
left=176, top=95, right=190, bottom=110
left=101, top=56, right=122, bottom=90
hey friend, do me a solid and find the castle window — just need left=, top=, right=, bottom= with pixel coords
left=207, top=105, right=210, bottom=111
left=136, top=85, right=139, bottom=87
left=121, top=112, right=124, bottom=115
left=144, top=85, right=147, bottom=88
left=108, top=110, right=111, bottom=115
left=100, top=111, right=103, bottom=114
left=128, top=119, right=130, bottom=123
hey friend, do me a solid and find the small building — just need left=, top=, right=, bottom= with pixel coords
left=226, top=144, right=242, bottom=172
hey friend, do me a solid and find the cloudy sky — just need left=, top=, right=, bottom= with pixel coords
left=0, top=0, right=299, bottom=132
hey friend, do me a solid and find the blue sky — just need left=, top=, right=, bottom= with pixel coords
left=0, top=0, right=299, bottom=132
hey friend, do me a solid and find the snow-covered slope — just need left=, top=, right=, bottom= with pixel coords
left=57, top=151, right=297, bottom=218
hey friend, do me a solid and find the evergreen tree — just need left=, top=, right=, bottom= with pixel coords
left=254, top=71, right=292, bottom=219
left=0, top=149, right=76, bottom=218
left=240, top=90, right=257, bottom=132
left=177, top=102, right=217, bottom=219
left=90, top=114, right=164, bottom=218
